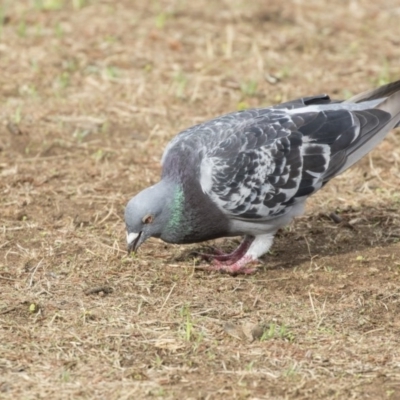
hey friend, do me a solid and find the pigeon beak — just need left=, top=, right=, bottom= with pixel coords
left=126, top=231, right=142, bottom=254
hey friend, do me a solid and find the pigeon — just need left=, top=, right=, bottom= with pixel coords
left=125, top=80, right=400, bottom=275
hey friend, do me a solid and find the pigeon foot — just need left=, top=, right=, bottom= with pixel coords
left=204, top=255, right=258, bottom=275
left=195, top=236, right=254, bottom=263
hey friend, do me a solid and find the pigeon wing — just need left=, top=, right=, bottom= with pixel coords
left=198, top=106, right=390, bottom=221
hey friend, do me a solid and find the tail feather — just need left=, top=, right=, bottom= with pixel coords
left=335, top=80, right=400, bottom=176
left=346, top=79, right=400, bottom=103
left=374, top=89, right=400, bottom=120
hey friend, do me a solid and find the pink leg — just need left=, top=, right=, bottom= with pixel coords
left=204, top=255, right=259, bottom=275
left=196, top=236, right=254, bottom=264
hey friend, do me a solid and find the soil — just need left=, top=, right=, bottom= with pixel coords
left=1, top=0, right=400, bottom=399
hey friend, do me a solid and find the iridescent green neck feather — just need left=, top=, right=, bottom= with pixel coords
left=166, top=186, right=185, bottom=231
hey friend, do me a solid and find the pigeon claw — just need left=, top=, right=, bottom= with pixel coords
left=205, top=256, right=259, bottom=275
left=194, top=248, right=239, bottom=263
left=194, top=237, right=254, bottom=265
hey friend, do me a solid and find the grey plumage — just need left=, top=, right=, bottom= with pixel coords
left=125, top=80, right=400, bottom=275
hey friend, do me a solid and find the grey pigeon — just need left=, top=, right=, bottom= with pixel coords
left=125, top=80, right=400, bottom=274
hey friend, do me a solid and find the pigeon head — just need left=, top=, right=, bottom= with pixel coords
left=124, top=180, right=179, bottom=253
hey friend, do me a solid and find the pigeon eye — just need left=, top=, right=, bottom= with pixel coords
left=142, top=214, right=154, bottom=224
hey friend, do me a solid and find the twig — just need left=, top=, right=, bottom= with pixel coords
left=308, top=291, right=318, bottom=321
left=303, top=235, right=318, bottom=269
left=0, top=306, right=17, bottom=315
left=368, top=154, right=397, bottom=188
left=98, top=205, right=114, bottom=225
left=0, top=275, right=16, bottom=281
left=158, top=282, right=176, bottom=314
left=28, top=259, right=43, bottom=288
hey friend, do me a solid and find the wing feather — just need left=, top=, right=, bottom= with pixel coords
left=161, top=95, right=393, bottom=223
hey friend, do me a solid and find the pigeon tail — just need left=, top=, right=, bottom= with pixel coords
left=336, top=83, right=400, bottom=177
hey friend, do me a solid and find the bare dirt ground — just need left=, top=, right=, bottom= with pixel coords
left=1, top=0, right=400, bottom=398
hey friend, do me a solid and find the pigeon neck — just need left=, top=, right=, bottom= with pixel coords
left=159, top=180, right=195, bottom=242
left=166, top=185, right=185, bottom=231
left=161, top=178, right=231, bottom=244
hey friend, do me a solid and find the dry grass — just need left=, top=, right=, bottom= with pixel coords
left=1, top=0, right=400, bottom=398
